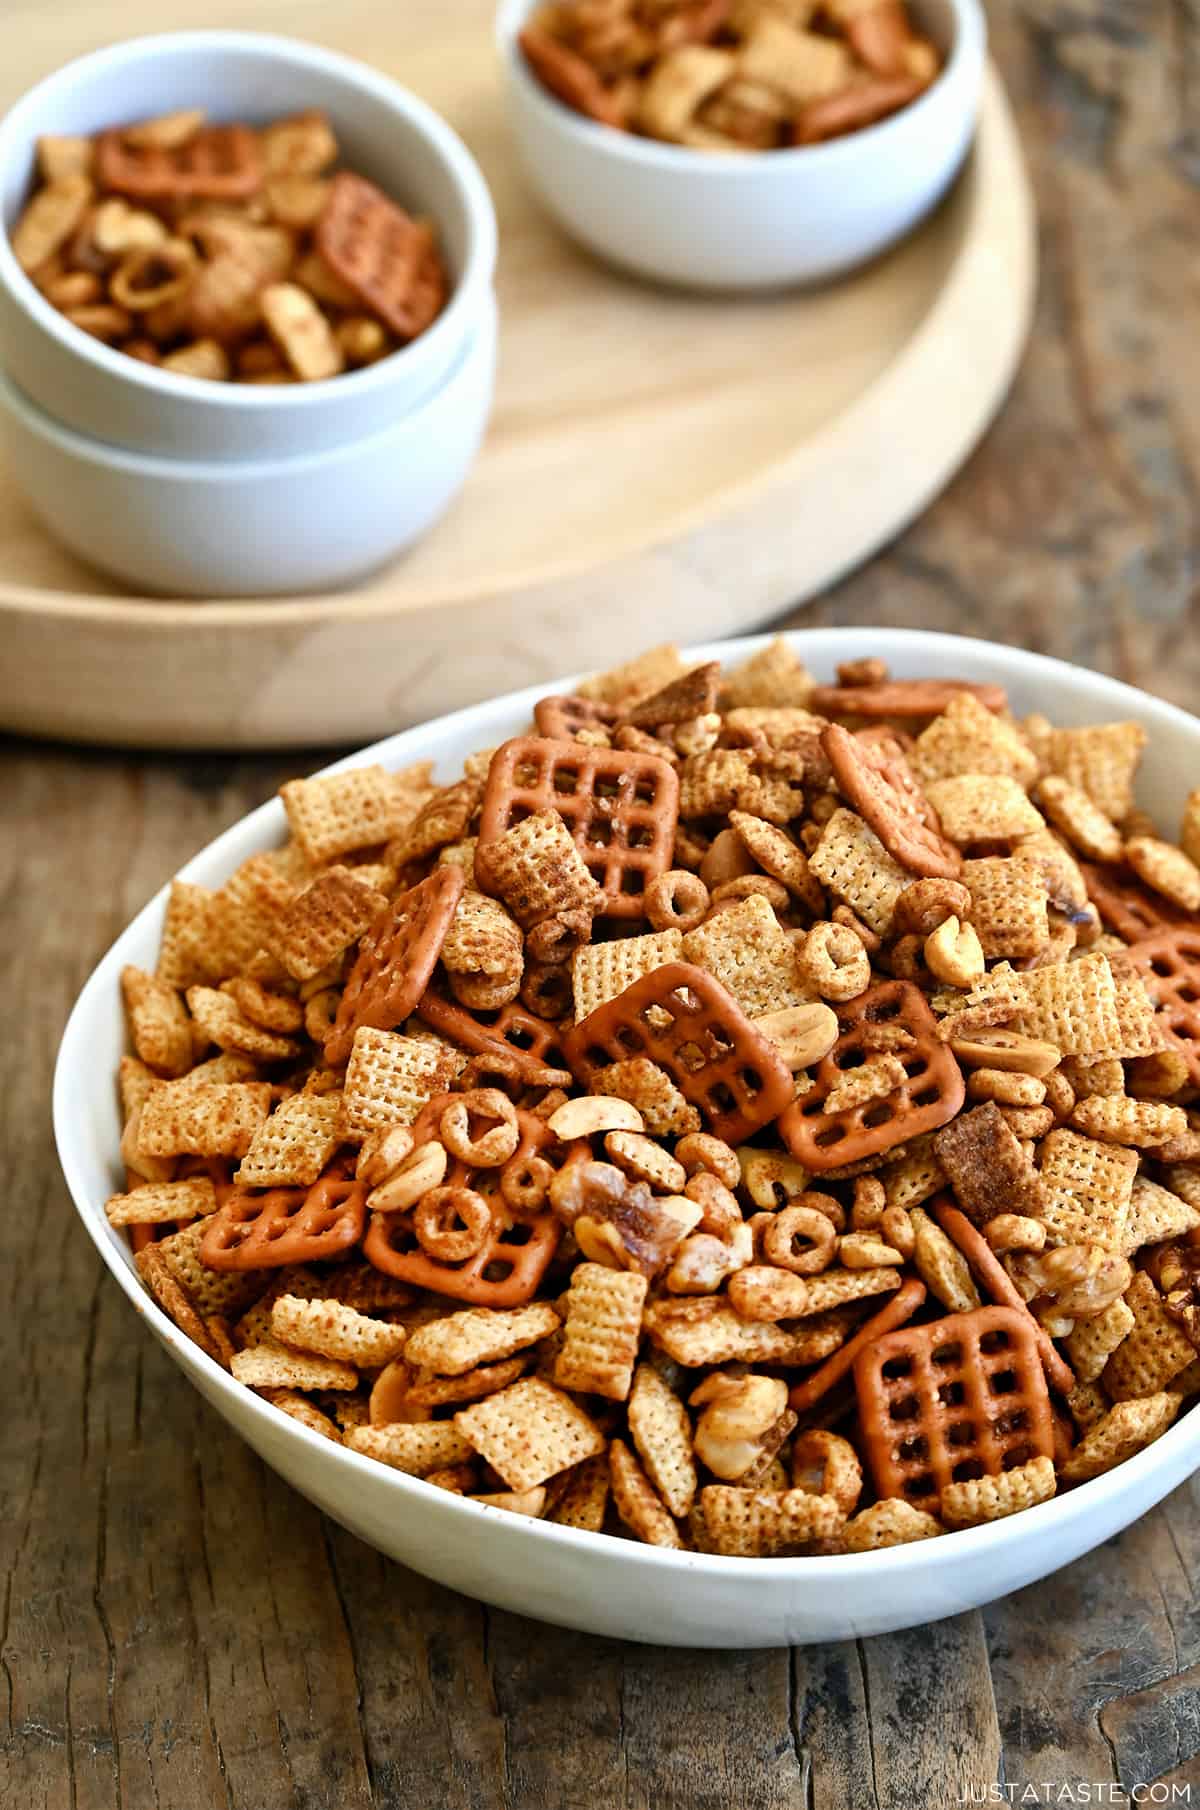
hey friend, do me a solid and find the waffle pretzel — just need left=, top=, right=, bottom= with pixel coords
left=201, top=1164, right=366, bottom=1271
left=96, top=123, right=262, bottom=201
left=779, top=980, right=965, bottom=1172
left=1080, top=862, right=1190, bottom=944
left=854, top=1304, right=1056, bottom=1508
left=563, top=960, right=793, bottom=1144
left=363, top=1095, right=563, bottom=1306
left=477, top=736, right=680, bottom=921
left=316, top=171, right=440, bottom=341
left=1126, top=928, right=1200, bottom=1084
left=417, top=987, right=569, bottom=1086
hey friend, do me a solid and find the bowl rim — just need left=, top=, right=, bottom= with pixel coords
left=53, top=626, right=1200, bottom=1584
left=0, top=29, right=498, bottom=414
left=496, top=0, right=986, bottom=175
left=0, top=291, right=496, bottom=481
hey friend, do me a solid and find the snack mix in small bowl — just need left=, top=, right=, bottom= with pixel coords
left=11, top=108, right=450, bottom=382
left=519, top=0, right=942, bottom=149
left=110, top=640, right=1200, bottom=1558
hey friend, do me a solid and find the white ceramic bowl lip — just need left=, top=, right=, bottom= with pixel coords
left=497, top=0, right=985, bottom=174
left=53, top=627, right=1200, bottom=1588
left=0, top=290, right=496, bottom=482
left=0, top=30, right=497, bottom=417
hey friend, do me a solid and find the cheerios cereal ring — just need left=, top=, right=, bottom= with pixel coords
left=763, top=1203, right=838, bottom=1274
left=499, top=1152, right=556, bottom=1218
left=440, top=1089, right=520, bottom=1167
left=645, top=868, right=710, bottom=933
left=413, top=1186, right=494, bottom=1263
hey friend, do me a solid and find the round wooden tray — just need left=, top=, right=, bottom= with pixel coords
left=0, top=7, right=1034, bottom=750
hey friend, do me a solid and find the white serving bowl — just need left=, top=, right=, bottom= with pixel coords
left=0, top=295, right=496, bottom=596
left=54, top=629, right=1200, bottom=1648
left=497, top=0, right=985, bottom=290
left=0, top=32, right=497, bottom=461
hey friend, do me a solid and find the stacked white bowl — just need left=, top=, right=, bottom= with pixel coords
left=0, top=33, right=499, bottom=596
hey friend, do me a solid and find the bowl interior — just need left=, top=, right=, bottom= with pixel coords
left=53, top=628, right=1200, bottom=1599
left=498, top=0, right=976, bottom=155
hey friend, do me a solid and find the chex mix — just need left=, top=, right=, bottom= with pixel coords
left=12, top=109, right=449, bottom=382
left=111, top=641, right=1200, bottom=1557
left=519, top=0, right=941, bottom=150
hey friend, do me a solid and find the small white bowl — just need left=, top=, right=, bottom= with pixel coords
left=0, top=294, right=496, bottom=596
left=0, top=31, right=497, bottom=461
left=497, top=0, right=985, bottom=290
left=53, top=628, right=1200, bottom=1648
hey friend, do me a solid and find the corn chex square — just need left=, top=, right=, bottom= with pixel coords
left=548, top=1454, right=610, bottom=1532
left=682, top=893, right=810, bottom=1017
left=274, top=865, right=389, bottom=981
left=697, top=1486, right=842, bottom=1556
left=1012, top=951, right=1124, bottom=1056
left=939, top=1456, right=1056, bottom=1528
left=1043, top=722, right=1146, bottom=823
left=105, top=1176, right=218, bottom=1226
left=572, top=929, right=683, bottom=1021
left=405, top=1304, right=561, bottom=1376
left=280, top=765, right=403, bottom=866
left=455, top=1377, right=607, bottom=1492
left=720, top=637, right=815, bottom=710
left=1064, top=1296, right=1135, bottom=1384
left=610, top=1438, right=681, bottom=1548
left=962, top=857, right=1049, bottom=959
left=158, top=1219, right=266, bottom=1319
left=341, top=1027, right=465, bottom=1138
left=555, top=1264, right=648, bottom=1401
left=911, top=693, right=1041, bottom=790
left=591, top=1058, right=701, bottom=1137
left=1108, top=974, right=1163, bottom=1060
left=925, top=775, right=1044, bottom=845
left=231, top=1342, right=358, bottom=1392
left=236, top=1092, right=343, bottom=1188
left=807, top=809, right=909, bottom=935
left=347, top=1422, right=475, bottom=1475
left=156, top=879, right=231, bottom=989
left=1102, top=1272, right=1198, bottom=1401
left=121, top=966, right=193, bottom=1077
left=577, top=643, right=687, bottom=707
left=626, top=1364, right=697, bottom=1518
left=1035, top=1128, right=1138, bottom=1253
left=476, top=809, right=600, bottom=926
left=137, top=1079, right=272, bottom=1159
left=270, top=1295, right=407, bottom=1368
left=1060, top=1392, right=1181, bottom=1484
left=215, top=852, right=306, bottom=972
left=1121, top=1175, right=1200, bottom=1253
left=186, top=986, right=301, bottom=1062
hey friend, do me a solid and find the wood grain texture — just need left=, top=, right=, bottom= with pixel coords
left=2, top=3, right=1199, bottom=1806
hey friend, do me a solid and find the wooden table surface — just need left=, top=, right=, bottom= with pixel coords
left=4, top=3, right=1199, bottom=1805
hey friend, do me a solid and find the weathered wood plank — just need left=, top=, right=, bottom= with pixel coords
left=984, top=1473, right=1200, bottom=1796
